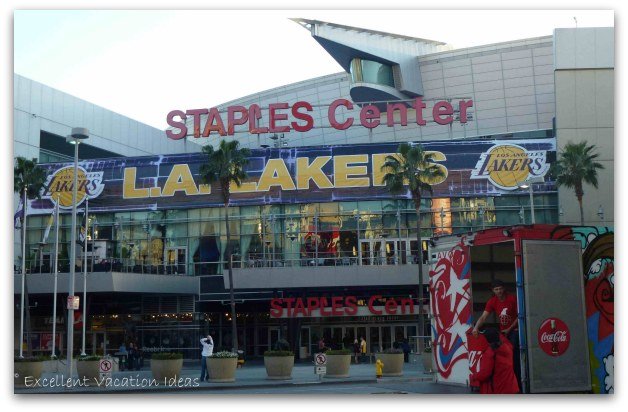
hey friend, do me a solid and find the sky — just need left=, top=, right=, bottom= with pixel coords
left=12, top=9, right=614, bottom=130
left=2, top=1, right=625, bottom=410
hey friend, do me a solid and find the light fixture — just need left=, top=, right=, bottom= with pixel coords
left=559, top=207, right=564, bottom=217
left=65, top=127, right=89, bottom=381
left=597, top=205, right=604, bottom=221
left=517, top=177, right=544, bottom=224
left=502, top=229, right=512, bottom=237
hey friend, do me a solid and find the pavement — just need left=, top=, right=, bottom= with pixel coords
left=14, top=358, right=469, bottom=394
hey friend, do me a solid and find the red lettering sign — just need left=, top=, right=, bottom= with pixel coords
left=268, top=295, right=415, bottom=318
left=166, top=99, right=474, bottom=139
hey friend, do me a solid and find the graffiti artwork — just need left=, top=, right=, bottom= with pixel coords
left=429, top=241, right=473, bottom=380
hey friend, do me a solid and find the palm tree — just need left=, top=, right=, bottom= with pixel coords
left=553, top=141, right=604, bottom=225
left=199, top=140, right=251, bottom=351
left=14, top=157, right=48, bottom=357
left=381, top=143, right=445, bottom=351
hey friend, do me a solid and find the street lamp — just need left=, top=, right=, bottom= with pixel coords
left=65, top=127, right=89, bottom=379
left=517, top=177, right=544, bottom=224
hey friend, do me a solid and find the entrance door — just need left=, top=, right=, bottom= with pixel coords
left=92, top=332, right=106, bottom=356
left=360, top=241, right=371, bottom=265
left=269, top=327, right=280, bottom=351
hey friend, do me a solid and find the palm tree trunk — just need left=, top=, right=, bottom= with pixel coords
left=414, top=200, right=425, bottom=353
left=576, top=183, right=585, bottom=225
left=224, top=203, right=238, bottom=352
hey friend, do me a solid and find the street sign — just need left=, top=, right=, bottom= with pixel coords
left=67, top=296, right=80, bottom=310
left=315, top=366, right=327, bottom=375
left=99, top=358, right=113, bottom=373
left=314, top=352, right=327, bottom=366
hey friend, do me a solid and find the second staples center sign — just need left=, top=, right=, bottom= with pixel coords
left=269, top=295, right=416, bottom=318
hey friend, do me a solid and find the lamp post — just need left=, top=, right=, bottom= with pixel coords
left=81, top=199, right=88, bottom=356
left=517, top=177, right=544, bottom=225
left=65, top=127, right=89, bottom=379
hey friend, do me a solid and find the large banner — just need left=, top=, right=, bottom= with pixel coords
left=27, top=138, right=555, bottom=215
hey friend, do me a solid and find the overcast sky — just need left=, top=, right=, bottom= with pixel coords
left=13, top=9, right=614, bottom=130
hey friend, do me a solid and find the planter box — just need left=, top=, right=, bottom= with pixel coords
left=377, top=353, right=404, bottom=376
left=150, top=358, right=183, bottom=381
left=77, top=360, right=101, bottom=385
left=14, top=361, right=44, bottom=388
left=264, top=356, right=294, bottom=380
left=207, top=357, right=237, bottom=383
left=325, top=354, right=351, bottom=378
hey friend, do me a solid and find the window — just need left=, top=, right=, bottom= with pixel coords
left=350, top=58, right=395, bottom=88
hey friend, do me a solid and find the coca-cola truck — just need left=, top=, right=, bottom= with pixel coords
left=427, top=224, right=614, bottom=393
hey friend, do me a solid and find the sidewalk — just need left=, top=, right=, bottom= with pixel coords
left=15, top=358, right=450, bottom=394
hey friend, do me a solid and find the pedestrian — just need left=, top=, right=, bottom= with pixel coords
left=199, top=334, right=214, bottom=382
left=401, top=338, right=410, bottom=363
left=353, top=338, right=360, bottom=364
left=360, top=336, right=367, bottom=362
left=375, top=358, right=384, bottom=378
left=127, top=342, right=136, bottom=370
left=470, top=328, right=519, bottom=394
left=318, top=337, right=327, bottom=353
left=472, top=279, right=521, bottom=387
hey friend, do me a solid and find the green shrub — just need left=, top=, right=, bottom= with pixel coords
left=77, top=355, right=101, bottom=361
left=209, top=351, right=238, bottom=358
left=326, top=349, right=351, bottom=355
left=263, top=350, right=294, bottom=357
left=14, top=356, right=47, bottom=362
left=380, top=348, right=403, bottom=354
left=151, top=352, right=183, bottom=360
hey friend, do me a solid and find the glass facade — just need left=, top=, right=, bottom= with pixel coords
left=20, top=195, right=557, bottom=275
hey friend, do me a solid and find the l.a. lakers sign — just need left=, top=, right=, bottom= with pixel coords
left=43, top=166, right=105, bottom=209
left=470, top=144, right=549, bottom=190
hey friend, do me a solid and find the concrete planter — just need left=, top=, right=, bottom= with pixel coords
left=325, top=354, right=351, bottom=378
left=264, top=355, right=294, bottom=380
left=150, top=358, right=183, bottom=381
left=377, top=353, right=404, bottom=376
left=14, top=361, right=44, bottom=388
left=207, top=357, right=237, bottom=383
left=77, top=360, right=101, bottom=385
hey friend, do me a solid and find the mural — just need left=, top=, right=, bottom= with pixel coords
left=428, top=241, right=473, bottom=380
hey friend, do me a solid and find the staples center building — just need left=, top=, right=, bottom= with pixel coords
left=13, top=20, right=613, bottom=361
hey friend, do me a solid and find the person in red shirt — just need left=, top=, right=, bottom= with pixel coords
left=472, top=279, right=521, bottom=389
left=470, top=328, right=520, bottom=394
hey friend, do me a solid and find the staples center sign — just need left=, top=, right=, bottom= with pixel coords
left=166, top=98, right=474, bottom=139
left=269, top=295, right=416, bottom=318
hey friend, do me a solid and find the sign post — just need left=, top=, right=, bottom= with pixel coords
left=314, top=352, right=327, bottom=381
left=99, top=357, right=113, bottom=383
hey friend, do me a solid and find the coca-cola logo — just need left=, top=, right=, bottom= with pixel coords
left=537, top=317, right=570, bottom=357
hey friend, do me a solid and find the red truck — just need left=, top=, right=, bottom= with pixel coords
left=427, top=224, right=613, bottom=394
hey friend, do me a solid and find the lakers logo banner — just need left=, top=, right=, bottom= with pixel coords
left=26, top=138, right=555, bottom=215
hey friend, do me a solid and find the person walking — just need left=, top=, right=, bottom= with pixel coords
left=360, top=336, right=367, bottom=362
left=199, top=334, right=214, bottom=382
left=470, top=328, right=519, bottom=394
left=353, top=338, right=360, bottom=364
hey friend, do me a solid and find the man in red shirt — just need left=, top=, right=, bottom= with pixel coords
left=472, top=279, right=521, bottom=390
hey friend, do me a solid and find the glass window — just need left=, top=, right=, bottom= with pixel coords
left=350, top=58, right=395, bottom=87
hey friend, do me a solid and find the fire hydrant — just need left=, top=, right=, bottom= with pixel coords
left=375, top=358, right=384, bottom=378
